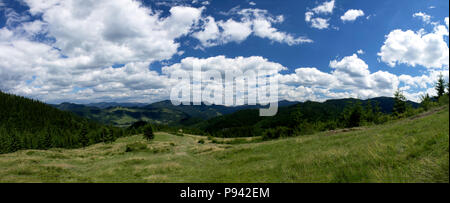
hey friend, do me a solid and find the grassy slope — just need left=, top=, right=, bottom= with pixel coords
left=0, top=107, right=448, bottom=183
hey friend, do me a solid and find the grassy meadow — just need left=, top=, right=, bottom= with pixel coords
left=0, top=106, right=448, bottom=183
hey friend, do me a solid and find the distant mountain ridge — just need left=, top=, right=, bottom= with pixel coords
left=53, top=97, right=418, bottom=127
left=53, top=100, right=300, bottom=127
left=195, top=97, right=420, bottom=137
left=86, top=102, right=148, bottom=109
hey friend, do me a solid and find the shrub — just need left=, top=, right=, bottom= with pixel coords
left=125, top=142, right=148, bottom=152
left=438, top=94, right=449, bottom=106
left=296, top=121, right=316, bottom=135
left=262, top=127, right=293, bottom=141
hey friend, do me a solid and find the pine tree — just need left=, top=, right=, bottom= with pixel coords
left=0, top=91, right=126, bottom=153
left=348, top=102, right=363, bottom=127
left=143, top=125, right=154, bottom=141
left=42, top=131, right=52, bottom=149
left=447, top=81, right=450, bottom=95
left=435, top=74, right=446, bottom=98
left=103, top=128, right=115, bottom=143
left=393, top=89, right=407, bottom=117
left=9, top=133, right=21, bottom=152
left=291, top=109, right=303, bottom=129
left=79, top=127, right=89, bottom=147
left=372, top=101, right=383, bottom=124
left=420, top=93, right=432, bottom=111
left=364, top=100, right=374, bottom=123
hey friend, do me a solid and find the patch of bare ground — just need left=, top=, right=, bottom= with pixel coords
left=409, top=106, right=447, bottom=120
left=325, top=127, right=367, bottom=136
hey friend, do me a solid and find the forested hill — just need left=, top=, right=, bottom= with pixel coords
left=52, top=100, right=299, bottom=127
left=324, top=97, right=419, bottom=113
left=0, top=91, right=124, bottom=154
left=197, top=97, right=420, bottom=138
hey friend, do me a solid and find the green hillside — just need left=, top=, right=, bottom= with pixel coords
left=54, top=102, right=192, bottom=127
left=0, top=106, right=447, bottom=183
left=53, top=97, right=418, bottom=132
left=0, top=91, right=125, bottom=154
left=52, top=100, right=299, bottom=127
left=197, top=97, right=420, bottom=138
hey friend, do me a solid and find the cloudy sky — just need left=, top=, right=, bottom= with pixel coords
left=0, top=0, right=448, bottom=104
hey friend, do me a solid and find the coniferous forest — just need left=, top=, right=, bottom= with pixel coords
left=0, top=91, right=126, bottom=154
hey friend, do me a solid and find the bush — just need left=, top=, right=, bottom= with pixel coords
left=374, top=114, right=390, bottom=125
left=296, top=121, right=316, bottom=135
left=438, top=95, right=449, bottom=106
left=262, top=127, right=293, bottom=141
left=125, top=142, right=148, bottom=152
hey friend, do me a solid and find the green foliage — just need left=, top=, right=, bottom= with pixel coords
left=262, top=127, right=293, bottom=140
left=143, top=125, right=154, bottom=141
left=393, top=89, right=407, bottom=117
left=446, top=81, right=450, bottom=95
left=0, top=107, right=447, bottom=183
left=198, top=139, right=205, bottom=144
left=79, top=127, right=89, bottom=147
left=346, top=102, right=363, bottom=127
left=0, top=91, right=126, bottom=154
left=438, top=94, right=449, bottom=106
left=435, top=73, right=446, bottom=98
left=125, top=142, right=148, bottom=152
left=197, top=97, right=415, bottom=140
left=420, top=94, right=433, bottom=111
left=362, top=100, right=383, bottom=124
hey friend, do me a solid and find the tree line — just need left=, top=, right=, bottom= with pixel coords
left=0, top=91, right=130, bottom=154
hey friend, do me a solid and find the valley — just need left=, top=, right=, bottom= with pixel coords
left=1, top=106, right=447, bottom=183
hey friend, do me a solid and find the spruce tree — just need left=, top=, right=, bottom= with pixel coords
left=435, top=74, right=446, bottom=98
left=420, top=93, right=432, bottom=111
left=103, top=128, right=115, bottom=143
left=364, top=100, right=374, bottom=123
left=349, top=102, right=363, bottom=127
left=79, top=127, right=89, bottom=147
left=393, top=89, right=407, bottom=117
left=447, top=81, right=450, bottom=95
left=143, top=125, right=154, bottom=141
left=42, top=132, right=52, bottom=149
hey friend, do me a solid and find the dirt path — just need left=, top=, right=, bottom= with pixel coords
left=409, top=106, right=448, bottom=121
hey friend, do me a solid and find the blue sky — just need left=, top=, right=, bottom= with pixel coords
left=0, top=0, right=448, bottom=104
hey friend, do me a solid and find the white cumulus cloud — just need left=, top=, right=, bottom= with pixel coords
left=304, top=0, right=336, bottom=30
left=193, top=8, right=312, bottom=48
left=0, top=0, right=206, bottom=103
left=378, top=21, right=449, bottom=69
left=341, top=9, right=365, bottom=22
left=312, top=0, right=335, bottom=15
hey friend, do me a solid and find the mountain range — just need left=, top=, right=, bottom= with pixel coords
left=52, top=97, right=419, bottom=127
left=52, top=100, right=299, bottom=127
